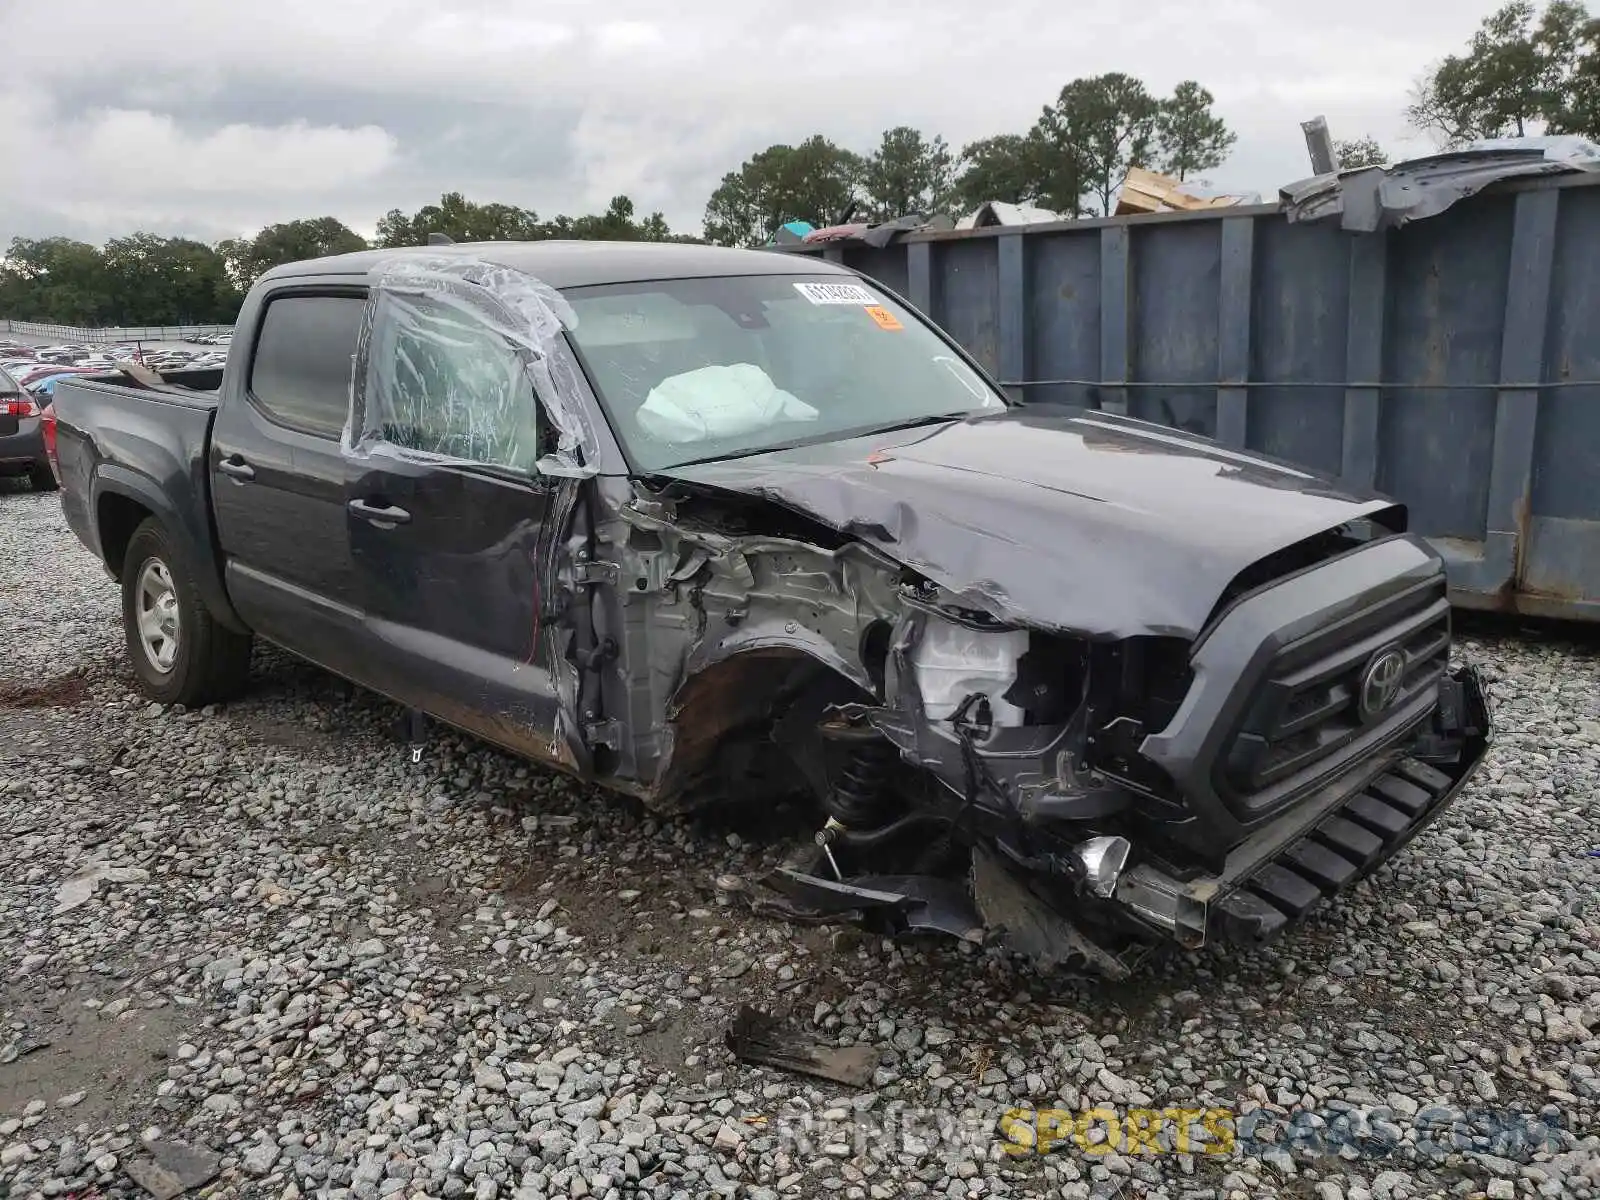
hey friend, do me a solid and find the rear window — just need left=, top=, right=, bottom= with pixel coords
left=0, top=365, right=18, bottom=393
left=248, top=294, right=365, bottom=437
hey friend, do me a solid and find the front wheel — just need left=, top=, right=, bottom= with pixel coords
left=121, top=518, right=252, bottom=705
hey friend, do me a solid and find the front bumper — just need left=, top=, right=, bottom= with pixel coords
left=1113, top=663, right=1493, bottom=947
left=741, top=664, right=1491, bottom=974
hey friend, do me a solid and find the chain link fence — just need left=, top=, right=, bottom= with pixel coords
left=0, top=319, right=235, bottom=344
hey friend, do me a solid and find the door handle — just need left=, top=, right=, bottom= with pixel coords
left=348, top=498, right=412, bottom=526
left=217, top=456, right=255, bottom=482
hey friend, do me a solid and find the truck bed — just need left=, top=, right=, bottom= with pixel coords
left=74, top=365, right=224, bottom=404
left=51, top=372, right=231, bottom=627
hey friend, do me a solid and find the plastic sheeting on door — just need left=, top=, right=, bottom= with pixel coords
left=344, top=254, right=597, bottom=478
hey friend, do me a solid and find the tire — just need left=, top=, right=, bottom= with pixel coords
left=28, top=463, right=57, bottom=492
left=121, top=518, right=252, bottom=706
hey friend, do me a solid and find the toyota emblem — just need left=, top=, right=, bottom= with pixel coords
left=1358, top=646, right=1407, bottom=722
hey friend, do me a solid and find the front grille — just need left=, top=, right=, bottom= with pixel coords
left=1217, top=574, right=1451, bottom=816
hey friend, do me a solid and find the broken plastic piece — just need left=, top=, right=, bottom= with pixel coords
left=125, top=1138, right=222, bottom=1200
left=53, top=862, right=151, bottom=915
left=971, top=848, right=1132, bottom=978
left=725, top=1006, right=879, bottom=1086
left=910, top=618, right=1028, bottom=728
left=346, top=254, right=596, bottom=478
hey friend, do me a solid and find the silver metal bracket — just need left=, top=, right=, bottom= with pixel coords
left=583, top=718, right=622, bottom=751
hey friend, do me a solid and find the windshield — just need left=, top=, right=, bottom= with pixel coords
left=562, top=274, right=1006, bottom=471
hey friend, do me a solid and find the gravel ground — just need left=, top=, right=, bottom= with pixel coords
left=2, top=478, right=1597, bottom=1200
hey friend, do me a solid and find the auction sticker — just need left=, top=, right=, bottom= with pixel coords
left=864, top=306, right=903, bottom=330
left=794, top=281, right=878, bottom=305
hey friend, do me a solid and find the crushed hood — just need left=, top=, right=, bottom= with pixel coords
left=658, top=405, right=1404, bottom=640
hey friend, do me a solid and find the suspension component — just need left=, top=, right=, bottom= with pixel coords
left=818, top=719, right=900, bottom=829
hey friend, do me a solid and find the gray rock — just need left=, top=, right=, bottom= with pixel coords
left=243, top=1139, right=281, bottom=1176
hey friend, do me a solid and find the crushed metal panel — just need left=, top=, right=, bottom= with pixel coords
left=1281, top=138, right=1600, bottom=231
left=594, top=480, right=904, bottom=802
left=658, top=406, right=1401, bottom=641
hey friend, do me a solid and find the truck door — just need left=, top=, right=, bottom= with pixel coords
left=210, top=288, right=373, bottom=681
left=342, top=287, right=574, bottom=767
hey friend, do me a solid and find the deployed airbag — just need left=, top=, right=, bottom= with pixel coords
left=637, top=363, right=818, bottom=445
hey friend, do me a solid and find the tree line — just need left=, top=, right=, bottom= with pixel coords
left=703, top=74, right=1238, bottom=247
left=3, top=2, right=1596, bottom=327
left=0, top=194, right=688, bottom=327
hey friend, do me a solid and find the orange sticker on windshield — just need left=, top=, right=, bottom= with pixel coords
left=864, top=305, right=903, bottom=331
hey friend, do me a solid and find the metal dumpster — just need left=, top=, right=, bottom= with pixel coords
left=786, top=173, right=1600, bottom=622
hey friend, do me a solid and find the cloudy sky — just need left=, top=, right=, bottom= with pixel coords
left=0, top=0, right=1493, bottom=247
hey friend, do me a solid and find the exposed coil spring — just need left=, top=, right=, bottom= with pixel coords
left=822, top=737, right=900, bottom=828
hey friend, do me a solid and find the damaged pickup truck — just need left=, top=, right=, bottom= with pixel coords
left=48, top=243, right=1491, bottom=975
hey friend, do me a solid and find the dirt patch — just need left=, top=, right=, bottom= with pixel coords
left=0, top=982, right=198, bottom=1136
left=0, top=673, right=91, bottom=709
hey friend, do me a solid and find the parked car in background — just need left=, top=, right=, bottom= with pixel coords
left=0, top=363, right=55, bottom=490
left=17, top=364, right=95, bottom=390
left=25, top=368, right=99, bottom=398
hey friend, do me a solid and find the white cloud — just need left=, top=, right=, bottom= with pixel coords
left=0, top=0, right=1513, bottom=245
left=0, top=87, right=396, bottom=239
left=74, top=113, right=396, bottom=196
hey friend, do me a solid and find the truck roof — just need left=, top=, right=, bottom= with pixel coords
left=260, top=240, right=855, bottom=290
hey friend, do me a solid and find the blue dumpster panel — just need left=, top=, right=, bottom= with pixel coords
left=1526, top=191, right=1600, bottom=613
left=1378, top=195, right=1512, bottom=546
left=1247, top=220, right=1351, bottom=475
left=935, top=238, right=1000, bottom=376
left=1131, top=221, right=1219, bottom=435
left=841, top=245, right=909, bottom=299
left=786, top=175, right=1600, bottom=620
left=1026, top=231, right=1101, bottom=408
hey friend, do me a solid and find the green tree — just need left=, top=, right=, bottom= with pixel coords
left=220, top=217, right=368, bottom=288
left=702, top=136, right=863, bottom=246
left=1155, top=81, right=1236, bottom=180
left=1562, top=25, right=1600, bottom=133
left=1032, top=73, right=1161, bottom=216
left=100, top=234, right=239, bottom=324
left=951, top=134, right=1043, bottom=212
left=0, top=237, right=114, bottom=325
left=375, top=192, right=544, bottom=247
left=860, top=126, right=955, bottom=220
left=542, top=194, right=688, bottom=241
left=1408, top=1, right=1600, bottom=144
left=0, top=234, right=244, bottom=325
left=1540, top=1, right=1600, bottom=132
left=1335, top=136, right=1390, bottom=168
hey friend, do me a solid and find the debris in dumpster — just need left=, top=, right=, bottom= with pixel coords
left=1114, top=166, right=1253, bottom=216
left=955, top=200, right=1065, bottom=228
left=725, top=1005, right=880, bottom=1086
left=1281, top=136, right=1600, bottom=231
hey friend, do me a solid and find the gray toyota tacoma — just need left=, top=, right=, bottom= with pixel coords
left=47, top=242, right=1491, bottom=975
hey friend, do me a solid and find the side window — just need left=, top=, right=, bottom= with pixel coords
left=249, top=294, right=365, bottom=438
left=372, top=293, right=540, bottom=472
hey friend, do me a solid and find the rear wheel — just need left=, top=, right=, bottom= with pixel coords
left=121, top=518, right=252, bottom=705
left=28, top=464, right=56, bottom=492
